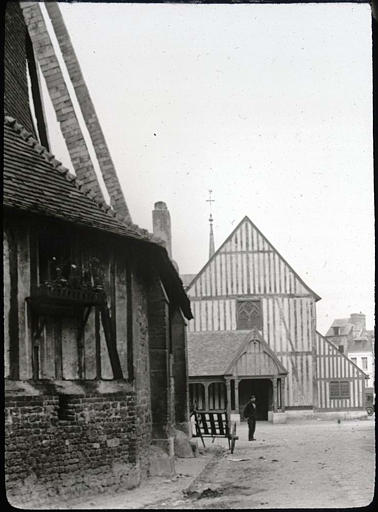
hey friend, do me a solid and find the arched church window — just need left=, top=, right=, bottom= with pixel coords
left=236, top=300, right=262, bottom=330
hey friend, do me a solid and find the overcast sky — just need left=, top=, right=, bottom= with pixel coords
left=39, top=2, right=374, bottom=333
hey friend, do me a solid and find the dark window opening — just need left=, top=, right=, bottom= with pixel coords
left=38, top=230, right=72, bottom=285
left=338, top=345, right=344, bottom=353
left=190, top=383, right=205, bottom=410
left=329, top=380, right=350, bottom=399
left=237, top=300, right=262, bottom=330
left=208, top=382, right=226, bottom=410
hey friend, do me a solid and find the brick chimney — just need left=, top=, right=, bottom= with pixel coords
left=349, top=313, right=366, bottom=332
left=153, top=202, right=172, bottom=258
left=44, top=2, right=132, bottom=224
left=20, top=1, right=105, bottom=203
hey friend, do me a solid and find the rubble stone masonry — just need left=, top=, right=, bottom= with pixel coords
left=5, top=391, right=140, bottom=508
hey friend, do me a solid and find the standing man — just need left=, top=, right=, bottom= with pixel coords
left=243, top=395, right=257, bottom=441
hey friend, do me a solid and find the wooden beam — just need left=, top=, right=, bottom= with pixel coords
left=8, top=228, right=19, bottom=380
left=95, top=306, right=101, bottom=379
left=235, top=379, right=240, bottom=414
left=225, top=378, right=232, bottom=419
left=126, top=266, right=134, bottom=381
left=77, top=306, right=91, bottom=379
left=272, top=377, right=278, bottom=412
left=204, top=382, right=209, bottom=410
left=100, top=303, right=123, bottom=379
left=54, top=318, right=63, bottom=379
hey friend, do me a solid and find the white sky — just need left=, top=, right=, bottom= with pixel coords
left=40, top=2, right=374, bottom=333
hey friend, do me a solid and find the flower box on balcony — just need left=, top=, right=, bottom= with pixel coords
left=27, top=284, right=105, bottom=317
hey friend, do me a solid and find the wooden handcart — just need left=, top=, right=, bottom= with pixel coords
left=191, top=409, right=238, bottom=454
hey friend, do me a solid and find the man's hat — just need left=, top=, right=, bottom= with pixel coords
left=251, top=395, right=256, bottom=400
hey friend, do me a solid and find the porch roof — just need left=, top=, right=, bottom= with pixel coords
left=188, top=329, right=287, bottom=378
left=188, top=330, right=251, bottom=377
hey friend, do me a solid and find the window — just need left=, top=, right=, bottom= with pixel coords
left=361, top=357, right=368, bottom=370
left=351, top=357, right=357, bottom=365
left=329, top=381, right=350, bottom=400
left=338, top=345, right=344, bottom=354
left=333, top=327, right=340, bottom=335
left=236, top=300, right=262, bottom=330
left=38, top=229, right=72, bottom=285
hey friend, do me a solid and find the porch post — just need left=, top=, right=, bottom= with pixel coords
left=204, top=382, right=209, bottom=410
left=281, top=377, right=286, bottom=412
left=272, top=377, right=278, bottom=413
left=225, top=378, right=232, bottom=435
left=235, top=378, right=239, bottom=415
left=225, top=378, right=231, bottom=417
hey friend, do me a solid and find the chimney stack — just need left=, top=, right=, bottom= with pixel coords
left=349, top=313, right=366, bottom=332
left=153, top=201, right=172, bottom=258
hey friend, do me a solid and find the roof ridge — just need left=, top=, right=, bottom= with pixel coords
left=4, top=116, right=164, bottom=246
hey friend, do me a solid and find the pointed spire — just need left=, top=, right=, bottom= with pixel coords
left=206, top=190, right=215, bottom=259
left=209, top=213, right=215, bottom=259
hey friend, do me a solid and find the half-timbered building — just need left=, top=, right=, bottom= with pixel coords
left=4, top=2, right=192, bottom=506
left=185, top=216, right=368, bottom=421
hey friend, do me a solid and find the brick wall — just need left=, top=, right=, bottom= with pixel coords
left=147, top=277, right=171, bottom=441
left=132, top=270, right=153, bottom=476
left=20, top=1, right=105, bottom=202
left=4, top=2, right=36, bottom=137
left=44, top=1, right=132, bottom=223
left=171, top=307, right=190, bottom=433
left=5, top=391, right=139, bottom=508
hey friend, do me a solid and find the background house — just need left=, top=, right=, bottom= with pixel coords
left=326, top=313, right=375, bottom=389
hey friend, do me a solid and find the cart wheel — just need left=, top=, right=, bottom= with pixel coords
left=366, top=407, right=374, bottom=416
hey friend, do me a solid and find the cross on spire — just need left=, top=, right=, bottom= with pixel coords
left=206, top=189, right=215, bottom=221
left=206, top=190, right=215, bottom=258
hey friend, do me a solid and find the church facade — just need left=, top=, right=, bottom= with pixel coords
left=185, top=217, right=367, bottom=421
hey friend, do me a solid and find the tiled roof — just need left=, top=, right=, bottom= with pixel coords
left=3, top=116, right=164, bottom=245
left=325, top=319, right=353, bottom=337
left=348, top=338, right=373, bottom=353
left=188, top=330, right=251, bottom=377
left=331, top=318, right=350, bottom=327
left=3, top=116, right=193, bottom=320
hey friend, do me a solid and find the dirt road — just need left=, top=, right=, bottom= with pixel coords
left=147, top=418, right=375, bottom=509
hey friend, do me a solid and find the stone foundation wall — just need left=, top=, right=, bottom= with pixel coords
left=5, top=391, right=139, bottom=507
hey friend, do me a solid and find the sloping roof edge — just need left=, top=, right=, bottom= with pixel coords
left=225, top=327, right=288, bottom=375
left=316, top=331, right=369, bottom=379
left=186, top=216, right=321, bottom=301
left=4, top=115, right=193, bottom=320
left=4, top=116, right=166, bottom=245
